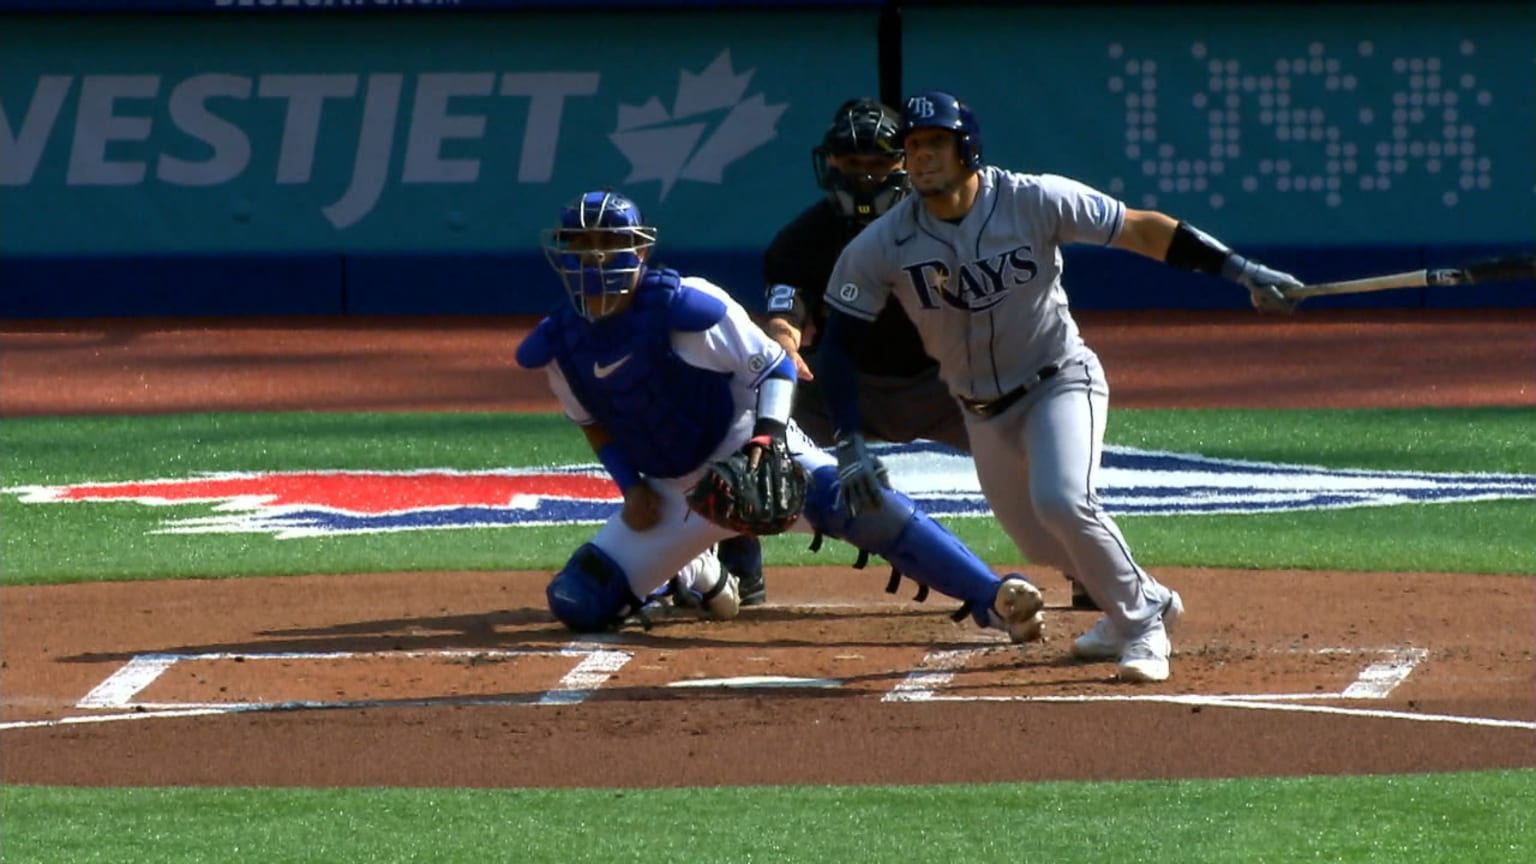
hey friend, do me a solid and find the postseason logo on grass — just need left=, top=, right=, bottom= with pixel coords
left=7, top=444, right=1536, bottom=539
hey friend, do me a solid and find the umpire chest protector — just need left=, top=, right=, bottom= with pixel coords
left=517, top=268, right=734, bottom=479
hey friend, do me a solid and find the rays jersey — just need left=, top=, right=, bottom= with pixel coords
left=824, top=166, right=1125, bottom=403
left=518, top=272, right=788, bottom=480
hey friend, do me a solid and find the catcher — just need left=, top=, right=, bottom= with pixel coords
left=516, top=189, right=1047, bottom=641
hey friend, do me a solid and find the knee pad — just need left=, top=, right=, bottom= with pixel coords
left=803, top=465, right=913, bottom=548
left=546, top=543, right=641, bottom=632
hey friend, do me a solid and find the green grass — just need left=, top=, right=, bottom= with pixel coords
left=3, top=408, right=1535, bottom=583
left=4, top=771, right=1534, bottom=863
left=3, top=409, right=1533, bottom=861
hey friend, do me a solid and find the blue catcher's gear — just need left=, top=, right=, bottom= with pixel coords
left=801, top=465, right=1002, bottom=626
left=546, top=542, right=643, bottom=632
left=812, top=98, right=908, bottom=226
left=901, top=90, right=983, bottom=171
left=541, top=190, right=659, bottom=321
left=516, top=269, right=734, bottom=479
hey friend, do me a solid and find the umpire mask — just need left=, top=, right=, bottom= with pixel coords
left=812, top=98, right=908, bottom=226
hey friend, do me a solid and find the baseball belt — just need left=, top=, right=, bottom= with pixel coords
left=957, top=364, right=1060, bottom=419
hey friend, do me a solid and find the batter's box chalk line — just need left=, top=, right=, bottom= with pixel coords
left=23, top=645, right=630, bottom=728
left=882, top=645, right=1533, bottom=730
left=2, top=643, right=1530, bottom=732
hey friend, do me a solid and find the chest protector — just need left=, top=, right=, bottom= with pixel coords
left=522, top=269, right=734, bottom=479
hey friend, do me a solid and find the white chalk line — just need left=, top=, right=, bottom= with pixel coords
left=4, top=642, right=1527, bottom=732
left=884, top=645, right=1533, bottom=730
left=2, top=644, right=629, bottom=730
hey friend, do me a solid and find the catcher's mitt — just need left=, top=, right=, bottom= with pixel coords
left=686, top=436, right=807, bottom=535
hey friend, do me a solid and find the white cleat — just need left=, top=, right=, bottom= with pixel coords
left=1071, top=590, right=1183, bottom=660
left=1117, top=627, right=1171, bottom=683
left=1070, top=616, right=1123, bottom=660
left=990, top=575, right=1046, bottom=643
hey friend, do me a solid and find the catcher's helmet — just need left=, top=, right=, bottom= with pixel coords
left=812, top=98, right=908, bottom=225
left=901, top=90, right=983, bottom=171
left=541, top=190, right=658, bottom=320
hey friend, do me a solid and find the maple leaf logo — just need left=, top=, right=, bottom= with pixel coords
left=609, top=50, right=787, bottom=199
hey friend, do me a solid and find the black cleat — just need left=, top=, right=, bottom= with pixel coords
left=735, top=567, right=767, bottom=606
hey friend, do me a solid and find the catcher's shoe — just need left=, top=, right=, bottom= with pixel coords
left=1072, top=590, right=1183, bottom=661
left=988, top=575, right=1045, bottom=643
left=735, top=568, right=766, bottom=606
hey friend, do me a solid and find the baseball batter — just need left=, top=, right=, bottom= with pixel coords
left=517, top=189, right=1047, bottom=640
left=745, top=96, right=1099, bottom=612
left=818, top=92, right=1304, bottom=682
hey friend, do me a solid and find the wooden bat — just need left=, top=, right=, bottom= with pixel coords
left=1283, top=254, right=1536, bottom=300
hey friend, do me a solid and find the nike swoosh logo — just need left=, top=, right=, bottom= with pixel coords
left=895, top=233, right=915, bottom=246
left=593, top=355, right=632, bottom=378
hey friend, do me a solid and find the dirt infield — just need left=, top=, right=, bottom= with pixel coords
left=2, top=309, right=1534, bottom=788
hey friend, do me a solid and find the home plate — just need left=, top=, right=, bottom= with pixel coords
left=668, top=676, right=842, bottom=689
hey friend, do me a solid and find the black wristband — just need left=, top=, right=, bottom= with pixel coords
left=1165, top=221, right=1236, bottom=276
left=752, top=417, right=787, bottom=440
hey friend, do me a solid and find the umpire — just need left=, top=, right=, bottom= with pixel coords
left=717, top=98, right=1094, bottom=610
left=764, top=98, right=965, bottom=452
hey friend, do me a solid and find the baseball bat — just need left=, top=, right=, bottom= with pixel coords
left=1283, top=254, right=1536, bottom=300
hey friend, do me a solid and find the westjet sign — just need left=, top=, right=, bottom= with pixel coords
left=1, top=7, right=851, bottom=255
left=2, top=51, right=783, bottom=237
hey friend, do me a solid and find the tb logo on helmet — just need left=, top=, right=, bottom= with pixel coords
left=905, top=96, right=937, bottom=119
left=900, top=90, right=984, bottom=171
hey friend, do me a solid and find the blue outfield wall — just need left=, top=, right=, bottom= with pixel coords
left=10, top=244, right=1528, bottom=319
left=1, top=2, right=1531, bottom=317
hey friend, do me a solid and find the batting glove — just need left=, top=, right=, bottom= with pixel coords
left=1223, top=255, right=1303, bottom=315
left=833, top=432, right=885, bottom=518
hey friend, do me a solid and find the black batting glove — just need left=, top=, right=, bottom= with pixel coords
left=833, top=432, right=885, bottom=517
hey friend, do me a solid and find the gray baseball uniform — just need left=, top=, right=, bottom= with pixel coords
left=825, top=165, right=1176, bottom=636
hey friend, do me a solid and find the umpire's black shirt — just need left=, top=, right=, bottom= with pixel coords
left=763, top=199, right=938, bottom=378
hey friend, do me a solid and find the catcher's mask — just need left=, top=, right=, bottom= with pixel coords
left=541, top=190, right=658, bottom=321
left=812, top=98, right=908, bottom=226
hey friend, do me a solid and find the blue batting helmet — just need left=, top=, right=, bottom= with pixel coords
left=901, top=91, right=983, bottom=171
left=540, top=190, right=658, bottom=320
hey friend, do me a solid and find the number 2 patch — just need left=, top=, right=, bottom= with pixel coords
left=766, top=284, right=797, bottom=312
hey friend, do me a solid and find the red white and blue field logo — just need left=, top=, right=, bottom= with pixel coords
left=7, top=444, right=1536, bottom=539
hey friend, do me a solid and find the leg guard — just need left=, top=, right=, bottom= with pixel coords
left=804, top=466, right=1001, bottom=626
left=546, top=542, right=643, bottom=632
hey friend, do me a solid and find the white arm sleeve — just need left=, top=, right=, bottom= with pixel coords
left=671, top=277, right=788, bottom=385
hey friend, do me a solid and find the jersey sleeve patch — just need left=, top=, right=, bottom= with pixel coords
left=668, top=286, right=728, bottom=332
left=514, top=317, right=557, bottom=369
left=826, top=282, right=879, bottom=321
